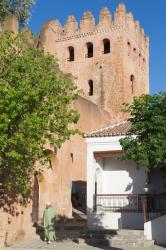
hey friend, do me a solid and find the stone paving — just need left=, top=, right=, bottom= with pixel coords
left=5, top=222, right=166, bottom=250
left=6, top=238, right=166, bottom=250
left=6, top=239, right=115, bottom=250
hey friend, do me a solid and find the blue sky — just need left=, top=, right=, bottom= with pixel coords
left=29, top=0, right=166, bottom=94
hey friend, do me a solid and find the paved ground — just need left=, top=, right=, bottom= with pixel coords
left=6, top=238, right=166, bottom=250
left=7, top=238, right=117, bottom=250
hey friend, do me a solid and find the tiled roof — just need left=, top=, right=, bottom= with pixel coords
left=85, top=120, right=131, bottom=138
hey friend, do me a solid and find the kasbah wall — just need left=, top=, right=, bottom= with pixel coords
left=0, top=3, right=149, bottom=247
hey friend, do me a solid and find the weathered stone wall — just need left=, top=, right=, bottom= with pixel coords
left=0, top=96, right=112, bottom=249
left=38, top=96, right=112, bottom=219
left=39, top=3, right=149, bottom=116
left=0, top=203, right=35, bottom=246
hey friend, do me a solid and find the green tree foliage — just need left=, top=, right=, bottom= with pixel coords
left=0, top=0, right=9, bottom=22
left=120, top=93, right=166, bottom=171
left=0, top=0, right=35, bottom=26
left=0, top=31, right=80, bottom=195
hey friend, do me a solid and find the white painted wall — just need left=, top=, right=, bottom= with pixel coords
left=144, top=215, right=166, bottom=246
left=103, top=158, right=146, bottom=194
left=86, top=136, right=124, bottom=218
left=86, top=136, right=146, bottom=230
left=86, top=135, right=166, bottom=231
left=88, top=211, right=144, bottom=230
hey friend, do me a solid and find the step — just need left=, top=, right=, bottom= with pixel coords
left=80, top=231, right=144, bottom=238
left=110, top=238, right=154, bottom=245
left=117, top=229, right=144, bottom=236
left=108, top=235, right=145, bottom=240
left=75, top=237, right=154, bottom=248
left=75, top=229, right=154, bottom=248
left=80, top=229, right=117, bottom=236
left=56, top=225, right=86, bottom=230
left=72, top=207, right=86, bottom=216
left=80, top=229, right=144, bottom=239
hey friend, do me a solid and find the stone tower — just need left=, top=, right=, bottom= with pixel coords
left=39, top=3, right=149, bottom=116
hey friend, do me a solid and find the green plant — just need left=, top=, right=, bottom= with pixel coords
left=0, top=30, right=80, bottom=196
left=0, top=0, right=36, bottom=26
left=120, top=92, right=166, bottom=171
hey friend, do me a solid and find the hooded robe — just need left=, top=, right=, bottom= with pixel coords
left=43, top=206, right=56, bottom=241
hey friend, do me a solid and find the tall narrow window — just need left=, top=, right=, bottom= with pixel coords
left=87, top=42, right=93, bottom=58
left=139, top=53, right=141, bottom=66
left=127, top=41, right=131, bottom=56
left=68, top=46, right=74, bottom=61
left=88, top=80, right=93, bottom=96
left=103, top=39, right=110, bottom=54
left=130, top=74, right=135, bottom=94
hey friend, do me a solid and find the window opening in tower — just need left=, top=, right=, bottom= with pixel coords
left=103, top=39, right=110, bottom=54
left=87, top=42, right=93, bottom=58
left=130, top=75, right=135, bottom=94
left=68, top=46, right=74, bottom=61
left=88, top=80, right=93, bottom=96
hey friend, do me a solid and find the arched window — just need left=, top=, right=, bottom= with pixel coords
left=88, top=80, right=93, bottom=96
left=103, top=39, right=110, bottom=54
left=130, top=74, right=135, bottom=94
left=68, top=46, right=74, bottom=61
left=87, top=42, right=93, bottom=58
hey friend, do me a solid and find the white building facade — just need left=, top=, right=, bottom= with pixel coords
left=85, top=120, right=166, bottom=243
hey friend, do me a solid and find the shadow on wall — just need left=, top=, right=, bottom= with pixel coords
left=147, top=169, right=166, bottom=246
left=94, top=158, right=166, bottom=231
left=31, top=175, right=39, bottom=223
left=144, top=215, right=166, bottom=247
left=151, top=214, right=166, bottom=246
left=0, top=186, right=33, bottom=219
left=98, top=158, right=146, bottom=229
left=0, top=175, right=39, bottom=248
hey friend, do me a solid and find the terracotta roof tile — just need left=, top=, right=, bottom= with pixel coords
left=85, top=120, right=131, bottom=138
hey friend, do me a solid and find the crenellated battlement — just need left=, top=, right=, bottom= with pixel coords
left=99, top=7, right=112, bottom=28
left=39, top=3, right=149, bottom=115
left=40, top=3, right=148, bottom=49
left=64, top=15, right=78, bottom=33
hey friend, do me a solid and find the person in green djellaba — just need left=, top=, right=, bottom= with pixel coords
left=43, top=202, right=56, bottom=244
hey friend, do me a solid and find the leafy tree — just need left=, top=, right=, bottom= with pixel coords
left=0, top=0, right=35, bottom=26
left=120, top=93, right=166, bottom=171
left=0, top=30, right=80, bottom=196
left=0, top=0, right=9, bottom=22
